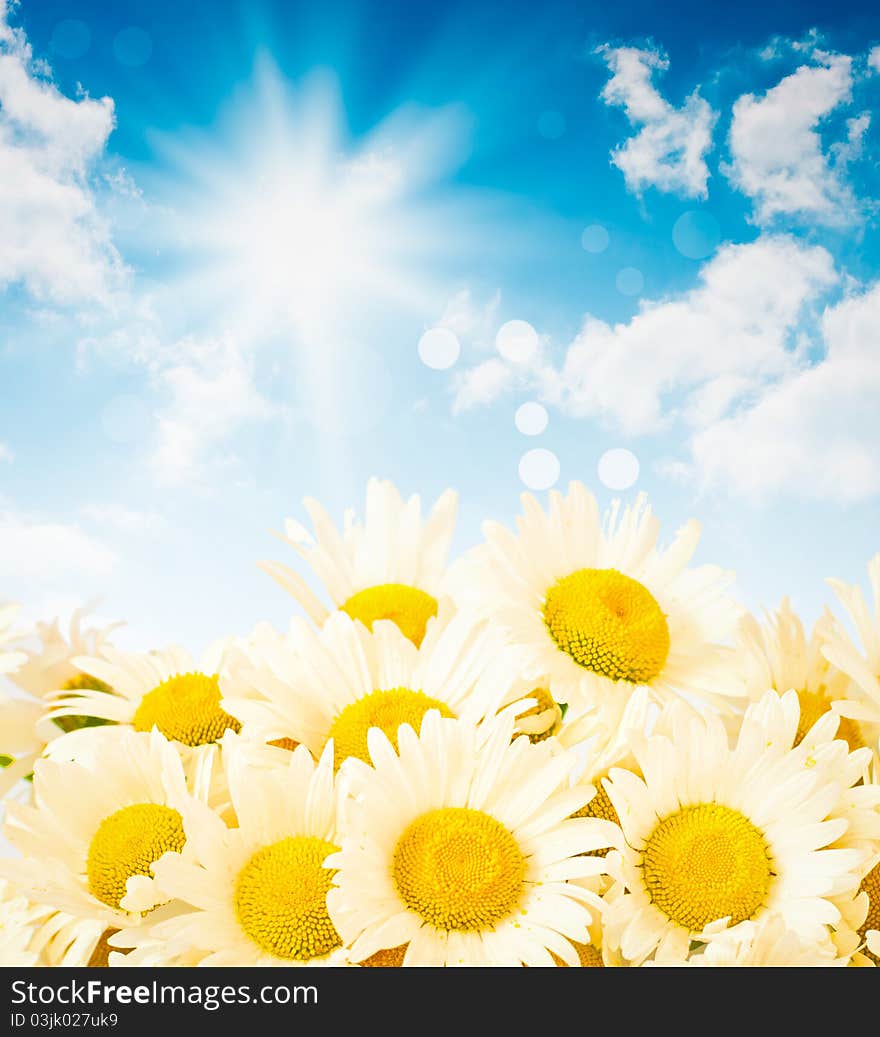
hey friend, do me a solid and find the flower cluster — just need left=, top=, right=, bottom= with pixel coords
left=1, top=479, right=878, bottom=967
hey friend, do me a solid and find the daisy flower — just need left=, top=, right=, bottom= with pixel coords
left=0, top=878, right=45, bottom=966
left=49, top=641, right=242, bottom=763
left=566, top=688, right=653, bottom=839
left=260, top=478, right=457, bottom=647
left=736, top=598, right=876, bottom=754
left=120, top=739, right=355, bottom=967
left=0, top=603, right=30, bottom=791
left=0, top=602, right=27, bottom=675
left=1, top=606, right=121, bottom=796
left=831, top=745, right=880, bottom=967
left=449, top=484, right=740, bottom=725
left=602, top=690, right=872, bottom=965
left=823, top=554, right=880, bottom=761
left=501, top=679, right=566, bottom=743
left=11, top=605, right=122, bottom=704
left=222, top=611, right=520, bottom=768
left=326, top=711, right=618, bottom=966
left=0, top=728, right=201, bottom=931
left=30, top=910, right=107, bottom=967
left=833, top=859, right=880, bottom=967
left=669, top=915, right=850, bottom=967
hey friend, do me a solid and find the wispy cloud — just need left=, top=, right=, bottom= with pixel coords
left=0, top=510, right=117, bottom=581
left=80, top=504, right=168, bottom=536
left=692, top=282, right=880, bottom=502
left=452, top=236, right=836, bottom=430
left=725, top=50, right=871, bottom=225
left=149, top=336, right=276, bottom=487
left=597, top=43, right=717, bottom=199
left=0, top=443, right=12, bottom=463
left=0, top=1, right=126, bottom=304
left=445, top=236, right=880, bottom=503
left=434, top=288, right=501, bottom=345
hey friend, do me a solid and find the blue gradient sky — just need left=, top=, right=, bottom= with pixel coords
left=1, top=0, right=879, bottom=650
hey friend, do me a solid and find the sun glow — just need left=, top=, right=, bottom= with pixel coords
left=155, top=61, right=478, bottom=338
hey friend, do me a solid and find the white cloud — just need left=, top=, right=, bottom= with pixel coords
left=80, top=504, right=168, bottom=535
left=726, top=53, right=865, bottom=224
left=435, top=288, right=501, bottom=345
left=452, top=358, right=516, bottom=413
left=598, top=44, right=717, bottom=199
left=0, top=0, right=125, bottom=304
left=552, top=236, right=836, bottom=435
left=445, top=236, right=880, bottom=503
left=0, top=511, right=117, bottom=581
left=0, top=443, right=12, bottom=463
left=831, top=111, right=871, bottom=167
left=691, top=283, right=880, bottom=502
left=869, top=46, right=880, bottom=73
left=150, top=336, right=275, bottom=486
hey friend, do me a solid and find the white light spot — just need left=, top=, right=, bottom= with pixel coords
left=113, top=27, right=153, bottom=67
left=581, top=224, right=610, bottom=254
left=519, top=448, right=560, bottom=490
left=598, top=448, right=640, bottom=490
left=673, top=210, right=721, bottom=260
left=418, top=328, right=460, bottom=370
left=515, top=402, right=548, bottom=436
left=50, top=20, right=91, bottom=59
left=616, top=267, right=644, bottom=296
left=537, top=111, right=566, bottom=139
left=496, top=320, right=539, bottom=365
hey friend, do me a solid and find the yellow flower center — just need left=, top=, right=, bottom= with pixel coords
left=794, top=691, right=863, bottom=753
left=514, top=687, right=562, bottom=742
left=87, top=803, right=186, bottom=910
left=359, top=944, right=407, bottom=967
left=234, top=836, right=341, bottom=961
left=572, top=780, right=620, bottom=857
left=392, top=807, right=526, bottom=931
left=55, top=673, right=115, bottom=734
left=543, top=568, right=670, bottom=684
left=341, top=583, right=438, bottom=647
left=858, top=860, right=879, bottom=964
left=551, top=941, right=605, bottom=967
left=132, top=672, right=241, bottom=746
left=328, top=687, right=454, bottom=768
left=642, top=803, right=773, bottom=931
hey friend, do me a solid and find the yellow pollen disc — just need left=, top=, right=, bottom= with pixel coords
left=359, top=944, right=407, bottom=967
left=132, top=672, right=241, bottom=746
left=572, top=781, right=620, bottom=857
left=87, top=803, right=186, bottom=910
left=515, top=687, right=561, bottom=742
left=551, top=941, right=605, bottom=967
left=341, top=583, right=438, bottom=647
left=543, top=568, right=670, bottom=684
left=328, top=687, right=455, bottom=768
left=858, top=861, right=880, bottom=964
left=234, top=836, right=341, bottom=961
left=392, top=807, right=526, bottom=931
left=794, top=690, right=863, bottom=753
left=642, top=803, right=773, bottom=931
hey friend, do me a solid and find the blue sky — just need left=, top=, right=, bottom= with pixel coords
left=1, top=0, right=879, bottom=650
